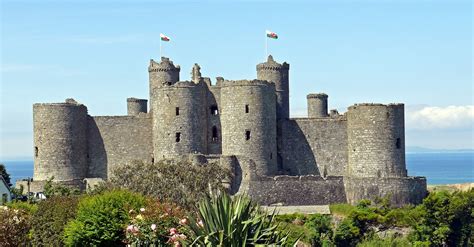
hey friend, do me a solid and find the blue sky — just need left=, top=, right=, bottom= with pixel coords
left=1, top=0, right=472, bottom=159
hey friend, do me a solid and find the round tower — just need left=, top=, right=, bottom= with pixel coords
left=152, top=81, right=207, bottom=160
left=347, top=103, right=407, bottom=178
left=256, top=55, right=290, bottom=120
left=33, top=99, right=88, bottom=181
left=148, top=57, right=180, bottom=113
left=220, top=80, right=277, bottom=176
left=127, top=98, right=147, bottom=116
left=307, top=93, right=328, bottom=117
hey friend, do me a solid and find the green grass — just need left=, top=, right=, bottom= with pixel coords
left=329, top=203, right=355, bottom=217
left=357, top=235, right=412, bottom=247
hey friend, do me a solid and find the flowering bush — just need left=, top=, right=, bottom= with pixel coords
left=124, top=199, right=189, bottom=246
left=0, top=205, right=32, bottom=246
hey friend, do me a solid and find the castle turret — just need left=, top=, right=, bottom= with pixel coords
left=152, top=79, right=207, bottom=160
left=347, top=103, right=407, bottom=178
left=148, top=57, right=180, bottom=113
left=127, top=98, right=147, bottom=116
left=33, top=99, right=88, bottom=181
left=220, top=80, right=277, bottom=175
left=256, top=55, right=290, bottom=120
left=307, top=93, right=328, bottom=118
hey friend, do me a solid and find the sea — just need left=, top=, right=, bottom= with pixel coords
left=1, top=152, right=473, bottom=185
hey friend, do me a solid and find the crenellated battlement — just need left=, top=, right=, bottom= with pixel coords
left=256, top=55, right=290, bottom=71
left=148, top=57, right=181, bottom=72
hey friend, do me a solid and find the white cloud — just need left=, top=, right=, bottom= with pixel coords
left=406, top=105, right=474, bottom=130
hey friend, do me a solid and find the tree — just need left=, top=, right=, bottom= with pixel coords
left=0, top=164, right=12, bottom=187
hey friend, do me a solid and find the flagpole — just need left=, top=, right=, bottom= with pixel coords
left=265, top=33, right=268, bottom=58
left=160, top=39, right=162, bottom=58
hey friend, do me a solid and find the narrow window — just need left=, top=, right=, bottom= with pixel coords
left=175, top=107, right=180, bottom=116
left=210, top=105, right=219, bottom=115
left=245, top=130, right=251, bottom=140
left=270, top=152, right=273, bottom=160
left=151, top=157, right=154, bottom=164
left=175, top=132, right=181, bottom=142
left=245, top=104, right=249, bottom=113
left=212, top=126, right=218, bottom=142
left=34, top=147, right=38, bottom=157
left=396, top=138, right=401, bottom=149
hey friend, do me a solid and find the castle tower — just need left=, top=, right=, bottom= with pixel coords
left=347, top=104, right=407, bottom=178
left=148, top=57, right=180, bottom=113
left=127, top=98, right=147, bottom=116
left=33, top=99, right=88, bottom=181
left=220, top=80, right=277, bottom=176
left=307, top=93, right=328, bottom=117
left=152, top=80, right=207, bottom=160
left=256, top=55, right=290, bottom=120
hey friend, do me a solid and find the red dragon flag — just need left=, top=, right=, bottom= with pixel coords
left=160, top=33, right=170, bottom=42
left=266, top=30, right=278, bottom=39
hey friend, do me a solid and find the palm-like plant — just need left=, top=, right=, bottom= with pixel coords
left=185, top=193, right=296, bottom=246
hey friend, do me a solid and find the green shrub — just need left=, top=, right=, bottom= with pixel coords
left=31, top=196, right=79, bottom=246
left=63, top=190, right=146, bottom=246
left=305, top=214, right=334, bottom=246
left=330, top=203, right=355, bottom=217
left=185, top=193, right=294, bottom=246
left=5, top=200, right=38, bottom=214
left=109, top=160, right=230, bottom=210
left=410, top=189, right=474, bottom=246
left=0, top=205, right=32, bottom=246
left=333, top=219, right=361, bottom=246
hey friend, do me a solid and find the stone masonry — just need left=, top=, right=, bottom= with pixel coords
left=29, top=55, right=427, bottom=206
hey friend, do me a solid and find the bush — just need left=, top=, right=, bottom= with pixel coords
left=5, top=200, right=38, bottom=214
left=124, top=199, right=187, bottom=246
left=357, top=235, right=412, bottom=247
left=410, top=189, right=474, bottom=246
left=185, top=193, right=294, bottom=246
left=0, top=205, right=32, bottom=246
left=110, top=160, right=230, bottom=210
left=30, top=196, right=79, bottom=246
left=333, top=219, right=361, bottom=246
left=63, top=190, right=146, bottom=246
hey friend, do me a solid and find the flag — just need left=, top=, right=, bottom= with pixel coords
left=160, top=33, right=170, bottom=42
left=266, top=30, right=278, bottom=39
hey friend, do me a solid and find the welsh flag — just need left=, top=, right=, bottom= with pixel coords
left=266, top=30, right=278, bottom=39
left=160, top=33, right=170, bottom=42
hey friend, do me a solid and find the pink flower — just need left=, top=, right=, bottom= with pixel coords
left=151, top=224, right=157, bottom=231
left=140, top=208, right=145, bottom=212
left=174, top=242, right=182, bottom=247
left=179, top=218, right=188, bottom=225
left=169, top=228, right=178, bottom=235
left=126, top=225, right=134, bottom=232
left=178, top=234, right=187, bottom=240
left=197, top=220, right=204, bottom=228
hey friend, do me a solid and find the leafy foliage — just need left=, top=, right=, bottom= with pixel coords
left=0, top=163, right=12, bottom=186
left=63, top=190, right=146, bottom=246
left=410, top=189, right=474, bottom=246
left=30, top=196, right=79, bottom=246
left=109, top=159, right=231, bottom=210
left=185, top=193, right=294, bottom=246
left=43, top=177, right=81, bottom=197
left=5, top=200, right=38, bottom=214
left=0, top=205, right=32, bottom=246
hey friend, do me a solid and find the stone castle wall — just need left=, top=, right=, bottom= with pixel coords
left=33, top=101, right=88, bottom=181
left=88, top=115, right=153, bottom=178
left=152, top=81, right=208, bottom=160
left=280, top=117, right=348, bottom=176
left=347, top=104, right=407, bottom=178
left=221, top=80, right=278, bottom=176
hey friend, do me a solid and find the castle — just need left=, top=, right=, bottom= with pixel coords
left=28, top=55, right=427, bottom=206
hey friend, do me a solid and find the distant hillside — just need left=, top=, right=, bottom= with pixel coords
left=407, top=146, right=474, bottom=153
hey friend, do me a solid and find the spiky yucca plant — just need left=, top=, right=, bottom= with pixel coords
left=185, top=193, right=296, bottom=246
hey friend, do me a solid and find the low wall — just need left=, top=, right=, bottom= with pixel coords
left=247, top=175, right=347, bottom=206
left=16, top=179, right=85, bottom=194
left=344, top=176, right=427, bottom=206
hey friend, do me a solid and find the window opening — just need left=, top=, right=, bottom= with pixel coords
left=34, top=147, right=38, bottom=157
left=210, top=105, right=219, bottom=115
left=175, top=107, right=180, bottom=116
left=396, top=138, right=401, bottom=149
left=270, top=152, right=273, bottom=159
left=245, top=130, right=251, bottom=140
left=176, top=132, right=181, bottom=142
left=212, top=126, right=218, bottom=142
left=245, top=104, right=249, bottom=113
